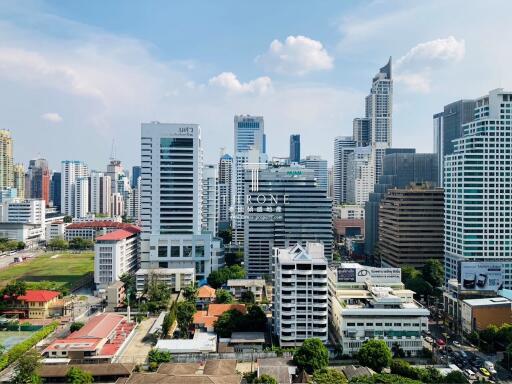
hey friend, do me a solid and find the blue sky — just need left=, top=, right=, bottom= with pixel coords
left=1, top=0, right=512, bottom=170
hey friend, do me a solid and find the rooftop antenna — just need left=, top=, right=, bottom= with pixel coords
left=110, top=138, right=116, bottom=161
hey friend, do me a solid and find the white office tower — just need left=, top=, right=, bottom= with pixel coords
left=218, top=153, right=233, bottom=225
left=300, top=155, right=328, bottom=191
left=74, top=177, right=89, bottom=218
left=273, top=242, right=328, bottom=347
left=202, top=164, right=218, bottom=235
left=365, top=58, right=393, bottom=180
left=106, top=159, right=123, bottom=194
left=233, top=115, right=266, bottom=245
left=127, top=180, right=141, bottom=223
left=139, top=122, right=223, bottom=283
left=61, top=161, right=88, bottom=217
left=333, top=136, right=356, bottom=204
left=0, top=198, right=45, bottom=226
left=445, top=89, right=512, bottom=289
left=111, top=192, right=124, bottom=217
left=89, top=172, right=112, bottom=216
left=346, top=147, right=375, bottom=205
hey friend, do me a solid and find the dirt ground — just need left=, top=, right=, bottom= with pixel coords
left=116, top=317, right=156, bottom=364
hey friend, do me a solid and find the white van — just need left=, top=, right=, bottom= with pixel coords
left=463, top=369, right=477, bottom=380
left=484, top=361, right=497, bottom=374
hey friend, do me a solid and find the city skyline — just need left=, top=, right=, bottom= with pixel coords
left=2, top=1, right=512, bottom=169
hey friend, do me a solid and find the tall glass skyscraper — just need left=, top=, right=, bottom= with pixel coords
left=289, top=134, right=300, bottom=163
left=333, top=136, right=356, bottom=204
left=444, top=89, right=512, bottom=289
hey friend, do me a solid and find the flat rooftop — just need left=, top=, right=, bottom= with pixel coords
left=463, top=297, right=511, bottom=307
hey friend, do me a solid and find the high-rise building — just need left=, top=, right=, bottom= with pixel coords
left=89, top=171, right=112, bottom=216
left=300, top=155, right=328, bottom=191
left=139, top=122, right=223, bottom=281
left=273, top=242, right=328, bottom=347
left=346, top=147, right=375, bottom=206
left=327, top=166, right=334, bottom=199
left=333, top=136, right=356, bottom=204
left=353, top=118, right=370, bottom=147
left=110, top=192, right=124, bottom=217
left=218, top=153, right=233, bottom=226
left=243, top=164, right=332, bottom=278
left=0, top=130, right=13, bottom=190
left=106, top=159, right=123, bottom=194
left=202, top=164, right=218, bottom=235
left=74, top=177, right=89, bottom=218
left=50, top=172, right=61, bottom=211
left=13, top=163, right=25, bottom=199
left=61, top=161, right=88, bottom=217
left=28, top=158, right=50, bottom=206
left=444, top=89, right=512, bottom=289
left=433, top=100, right=476, bottom=185
left=379, top=186, right=444, bottom=268
left=233, top=115, right=266, bottom=245
left=364, top=150, right=439, bottom=258
left=289, top=134, right=300, bottom=163
left=131, top=166, right=141, bottom=188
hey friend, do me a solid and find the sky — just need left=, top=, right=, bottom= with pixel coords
left=1, top=0, right=512, bottom=171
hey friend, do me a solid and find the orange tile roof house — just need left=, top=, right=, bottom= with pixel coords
left=1, top=290, right=61, bottom=319
left=43, top=313, right=135, bottom=363
left=197, top=285, right=216, bottom=309
left=193, top=304, right=246, bottom=333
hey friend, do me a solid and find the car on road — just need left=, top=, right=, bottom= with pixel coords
left=480, top=367, right=491, bottom=377
left=425, top=336, right=434, bottom=343
left=446, top=346, right=453, bottom=353
left=463, top=369, right=477, bottom=380
left=453, top=340, right=461, bottom=347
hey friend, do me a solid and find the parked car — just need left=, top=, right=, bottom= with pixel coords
left=484, top=361, right=497, bottom=375
left=480, top=367, right=491, bottom=377
left=463, top=369, right=477, bottom=381
left=453, top=340, right=461, bottom=347
left=425, top=336, right=434, bottom=343
left=446, top=346, right=453, bottom=353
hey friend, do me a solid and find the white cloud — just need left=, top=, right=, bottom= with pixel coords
left=396, top=36, right=465, bottom=68
left=41, top=112, right=63, bottom=123
left=208, top=72, right=272, bottom=94
left=394, top=72, right=431, bottom=93
left=257, top=35, right=334, bottom=76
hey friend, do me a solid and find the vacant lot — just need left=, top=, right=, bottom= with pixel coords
left=0, top=331, right=35, bottom=350
left=0, top=252, right=94, bottom=291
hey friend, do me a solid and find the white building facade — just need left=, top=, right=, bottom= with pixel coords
left=333, top=136, right=356, bottom=204
left=273, top=242, right=329, bottom=347
left=202, top=164, right=218, bottom=235
left=61, top=160, right=88, bottom=217
left=300, top=155, right=328, bottom=191
left=346, top=147, right=375, bottom=205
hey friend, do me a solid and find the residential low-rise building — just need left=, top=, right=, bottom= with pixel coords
left=227, top=279, right=266, bottom=302
left=193, top=304, right=246, bottom=333
left=65, top=221, right=140, bottom=241
left=0, top=198, right=46, bottom=244
left=328, top=263, right=429, bottom=356
left=94, top=227, right=141, bottom=289
left=106, top=281, right=126, bottom=309
left=1, top=290, right=61, bottom=319
left=135, top=268, right=194, bottom=293
left=461, top=297, right=512, bottom=334
left=197, top=285, right=216, bottom=308
left=45, top=221, right=69, bottom=242
left=155, top=332, right=217, bottom=354
left=0, top=222, right=44, bottom=248
left=273, top=242, right=329, bottom=347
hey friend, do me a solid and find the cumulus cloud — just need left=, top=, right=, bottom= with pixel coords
left=257, top=35, right=334, bottom=76
left=208, top=72, right=272, bottom=94
left=396, top=36, right=465, bottom=68
left=41, top=112, right=63, bottom=123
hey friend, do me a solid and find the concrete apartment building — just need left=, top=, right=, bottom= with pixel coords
left=379, top=185, right=444, bottom=268
left=273, top=242, right=329, bottom=347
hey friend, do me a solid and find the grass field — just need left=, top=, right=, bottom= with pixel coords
left=0, top=251, right=94, bottom=291
left=0, top=331, right=35, bottom=350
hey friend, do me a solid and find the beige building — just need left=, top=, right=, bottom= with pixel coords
left=461, top=297, right=512, bottom=334
left=227, top=279, right=266, bottom=302
left=0, top=130, right=14, bottom=190
left=13, top=163, right=25, bottom=198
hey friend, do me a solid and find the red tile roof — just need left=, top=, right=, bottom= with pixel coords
left=18, top=290, right=60, bottom=303
left=71, top=313, right=124, bottom=339
left=96, top=229, right=139, bottom=241
left=66, top=221, right=140, bottom=233
left=207, top=304, right=246, bottom=317
left=197, top=285, right=216, bottom=299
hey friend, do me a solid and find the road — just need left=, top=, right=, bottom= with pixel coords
left=115, top=317, right=156, bottom=364
left=0, top=249, right=43, bottom=270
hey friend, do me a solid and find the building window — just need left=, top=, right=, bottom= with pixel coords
left=170, top=246, right=180, bottom=257
left=158, top=246, right=167, bottom=258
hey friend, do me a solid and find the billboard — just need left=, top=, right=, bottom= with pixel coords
left=460, top=262, right=503, bottom=292
left=337, top=266, right=401, bottom=283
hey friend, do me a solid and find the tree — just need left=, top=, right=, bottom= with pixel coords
left=12, top=349, right=42, bottom=384
left=501, top=342, right=512, bottom=369
left=176, top=301, right=196, bottom=337
left=392, top=342, right=405, bottom=358
left=148, top=349, right=172, bottom=371
left=16, top=242, right=25, bottom=250
left=217, top=229, right=232, bottom=246
left=63, top=216, right=72, bottom=223
left=406, top=277, right=433, bottom=301
left=240, top=290, right=255, bottom=304
left=357, top=340, right=392, bottom=373
left=3, top=280, right=27, bottom=298
left=350, top=373, right=422, bottom=384
left=119, top=272, right=137, bottom=304
left=422, top=259, right=444, bottom=288
left=214, top=309, right=245, bottom=337
left=401, top=265, right=421, bottom=285
left=161, top=312, right=173, bottom=338
left=243, top=305, right=267, bottom=331
left=182, top=284, right=198, bottom=303
left=390, top=359, right=418, bottom=379
left=207, top=265, right=246, bottom=288
left=442, top=371, right=468, bottom=384
left=144, top=273, right=171, bottom=309
left=47, top=238, right=69, bottom=250
left=497, top=323, right=512, bottom=345
left=66, top=367, right=94, bottom=384
left=310, top=368, right=347, bottom=384
left=480, top=324, right=498, bottom=347
left=70, top=322, right=85, bottom=332
left=69, top=237, right=94, bottom=250
left=216, top=289, right=234, bottom=304
left=254, top=374, right=278, bottom=384
left=293, top=338, right=329, bottom=374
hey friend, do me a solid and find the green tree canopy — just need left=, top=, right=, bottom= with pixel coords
left=47, top=238, right=69, bottom=250
left=214, top=309, right=245, bottom=338
left=182, top=284, right=198, bottom=303
left=66, top=366, right=94, bottom=384
left=293, top=338, right=329, bottom=374
left=12, top=349, right=41, bottom=384
left=161, top=311, right=174, bottom=338
left=357, top=340, right=392, bottom=373
left=240, top=290, right=256, bottom=304
left=176, top=301, right=196, bottom=337
left=349, top=373, right=422, bottom=384
left=310, top=368, right=347, bottom=384
left=254, top=374, right=278, bottom=384
left=215, top=288, right=234, bottom=304
left=422, top=259, right=444, bottom=288
left=70, top=322, right=85, bottom=332
left=3, top=280, right=27, bottom=297
left=406, top=276, right=433, bottom=300
left=442, top=371, right=468, bottom=384
left=119, top=272, right=136, bottom=304
left=207, top=265, right=246, bottom=288
left=401, top=265, right=421, bottom=285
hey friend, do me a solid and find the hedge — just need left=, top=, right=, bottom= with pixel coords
left=0, top=321, right=59, bottom=371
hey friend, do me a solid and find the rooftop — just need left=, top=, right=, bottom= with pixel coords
left=227, top=279, right=265, bottom=288
left=463, top=297, right=512, bottom=307
left=17, top=290, right=59, bottom=303
left=155, top=332, right=217, bottom=354
left=197, top=285, right=216, bottom=299
left=96, top=229, right=140, bottom=241
left=276, top=242, right=327, bottom=264
left=66, top=221, right=140, bottom=233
